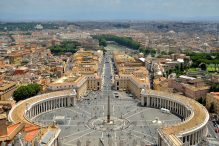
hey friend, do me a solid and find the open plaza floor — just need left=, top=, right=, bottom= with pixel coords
left=33, top=91, right=181, bottom=146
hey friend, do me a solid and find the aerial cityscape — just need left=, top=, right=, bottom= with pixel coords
left=0, top=0, right=219, bottom=146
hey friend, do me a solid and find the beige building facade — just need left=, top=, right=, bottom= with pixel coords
left=206, top=92, right=219, bottom=114
left=48, top=49, right=102, bottom=98
left=113, top=51, right=150, bottom=98
left=115, top=75, right=147, bottom=98
left=0, top=81, right=17, bottom=101
left=168, top=76, right=210, bottom=100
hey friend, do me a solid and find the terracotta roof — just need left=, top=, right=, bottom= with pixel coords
left=24, top=124, right=40, bottom=142
left=0, top=122, right=24, bottom=141
left=209, top=92, right=219, bottom=100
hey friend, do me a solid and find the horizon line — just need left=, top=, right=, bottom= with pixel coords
left=1, top=19, right=219, bottom=23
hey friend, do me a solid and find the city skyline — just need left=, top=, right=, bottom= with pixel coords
left=0, top=0, right=219, bottom=21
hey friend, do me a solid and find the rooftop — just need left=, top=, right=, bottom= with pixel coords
left=208, top=92, right=219, bottom=100
left=179, top=75, right=196, bottom=80
left=0, top=113, right=6, bottom=120
left=54, top=75, right=80, bottom=84
left=0, top=122, right=24, bottom=141
left=181, top=83, right=210, bottom=91
left=0, top=81, right=16, bottom=92
left=23, top=124, right=40, bottom=142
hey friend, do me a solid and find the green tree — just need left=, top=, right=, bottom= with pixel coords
left=49, top=41, right=80, bottom=55
left=169, top=69, right=173, bottom=75
left=101, top=48, right=107, bottom=55
left=93, top=34, right=140, bottom=50
left=197, top=97, right=203, bottom=104
left=139, top=47, right=157, bottom=56
left=209, top=103, right=215, bottom=113
left=188, top=52, right=219, bottom=71
left=180, top=64, right=184, bottom=72
left=197, top=97, right=206, bottom=106
left=202, top=98, right=206, bottom=106
left=199, top=63, right=207, bottom=71
left=13, top=83, right=41, bottom=102
left=210, top=83, right=219, bottom=92
left=161, top=51, right=167, bottom=55
left=99, top=38, right=107, bottom=47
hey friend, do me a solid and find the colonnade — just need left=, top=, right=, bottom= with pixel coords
left=25, top=95, right=75, bottom=120
left=180, top=126, right=208, bottom=145
left=8, top=90, right=77, bottom=146
left=141, top=91, right=209, bottom=146
left=141, top=95, right=191, bottom=120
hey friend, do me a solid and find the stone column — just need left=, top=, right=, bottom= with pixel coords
left=32, top=106, right=35, bottom=117
left=194, top=132, right=196, bottom=144
left=50, top=100, right=52, bottom=110
left=53, top=100, right=55, bottom=109
left=55, top=99, right=57, bottom=108
left=72, top=96, right=75, bottom=106
left=178, top=105, right=181, bottom=115
left=45, top=101, right=47, bottom=111
left=191, top=134, right=193, bottom=145
left=35, top=106, right=37, bottom=116
left=40, top=104, right=42, bottom=113
left=28, top=110, right=30, bottom=118
left=67, top=97, right=70, bottom=107
left=65, top=98, right=67, bottom=107
left=164, top=100, right=166, bottom=108
left=42, top=102, right=46, bottom=112
left=34, top=106, right=36, bottom=117
left=61, top=98, right=63, bottom=107
left=31, top=109, right=33, bottom=118
left=141, top=96, right=145, bottom=106
left=43, top=103, right=45, bottom=112
left=64, top=98, right=66, bottom=107
left=62, top=98, right=64, bottom=107
left=38, top=104, right=39, bottom=114
left=146, top=96, right=151, bottom=107
left=47, top=101, right=49, bottom=111
left=51, top=101, right=53, bottom=109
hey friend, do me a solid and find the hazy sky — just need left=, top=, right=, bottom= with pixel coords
left=0, top=0, right=219, bottom=21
